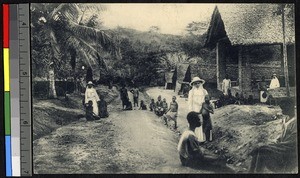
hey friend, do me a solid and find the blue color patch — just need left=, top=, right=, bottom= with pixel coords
left=5, top=136, right=12, bottom=176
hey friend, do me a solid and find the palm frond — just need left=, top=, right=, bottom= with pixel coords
left=50, top=3, right=81, bottom=23
left=64, top=36, right=98, bottom=64
left=64, top=20, right=117, bottom=53
left=62, top=35, right=108, bottom=72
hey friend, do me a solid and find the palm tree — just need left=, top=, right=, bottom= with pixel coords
left=31, top=3, right=118, bottom=98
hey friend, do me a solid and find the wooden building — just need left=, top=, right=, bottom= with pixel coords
left=205, top=4, right=295, bottom=99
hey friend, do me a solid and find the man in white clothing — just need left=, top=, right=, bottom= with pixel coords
left=222, top=74, right=231, bottom=96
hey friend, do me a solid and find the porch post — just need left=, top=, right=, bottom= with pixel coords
left=238, top=46, right=252, bottom=96
left=216, top=42, right=226, bottom=91
left=238, top=46, right=243, bottom=91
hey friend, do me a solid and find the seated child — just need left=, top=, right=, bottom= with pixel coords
left=155, top=95, right=164, bottom=116
left=99, top=95, right=109, bottom=118
left=139, top=100, right=147, bottom=110
left=124, top=100, right=133, bottom=110
left=86, top=100, right=100, bottom=121
left=200, top=95, right=214, bottom=142
left=162, top=98, right=168, bottom=114
left=149, top=99, right=155, bottom=111
left=163, top=96, right=178, bottom=129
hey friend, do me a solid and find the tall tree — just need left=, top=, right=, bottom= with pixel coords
left=31, top=3, right=118, bottom=98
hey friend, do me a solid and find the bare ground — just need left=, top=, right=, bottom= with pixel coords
left=33, top=89, right=218, bottom=174
left=33, top=87, right=284, bottom=174
left=146, top=87, right=283, bottom=172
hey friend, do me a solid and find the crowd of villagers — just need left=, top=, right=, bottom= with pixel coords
left=83, top=73, right=296, bottom=173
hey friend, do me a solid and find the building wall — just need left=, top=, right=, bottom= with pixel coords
left=190, top=64, right=217, bottom=81
left=225, top=64, right=283, bottom=80
left=191, top=44, right=288, bottom=90
left=190, top=63, right=283, bottom=85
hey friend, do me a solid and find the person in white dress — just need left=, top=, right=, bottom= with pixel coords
left=269, top=74, right=280, bottom=89
left=85, top=81, right=100, bottom=116
left=188, top=77, right=208, bottom=142
left=222, top=74, right=231, bottom=96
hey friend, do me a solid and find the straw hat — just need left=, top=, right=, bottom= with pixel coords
left=190, top=77, right=205, bottom=86
left=272, top=73, right=277, bottom=76
left=87, top=81, right=94, bottom=85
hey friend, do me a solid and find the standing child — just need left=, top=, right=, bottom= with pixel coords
left=99, top=95, right=109, bottom=118
left=130, top=85, right=139, bottom=108
left=163, top=96, right=178, bottom=129
left=149, top=99, right=155, bottom=112
left=200, top=95, right=214, bottom=142
left=162, top=98, right=168, bottom=114
left=139, top=100, right=147, bottom=110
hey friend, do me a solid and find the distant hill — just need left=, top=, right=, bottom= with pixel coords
left=111, top=27, right=183, bottom=53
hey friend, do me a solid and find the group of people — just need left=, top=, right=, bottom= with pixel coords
left=259, top=73, right=280, bottom=103
left=178, top=76, right=222, bottom=169
left=178, top=76, right=296, bottom=173
left=84, top=74, right=295, bottom=173
left=119, top=84, right=148, bottom=110
left=148, top=95, right=179, bottom=129
left=84, top=81, right=109, bottom=120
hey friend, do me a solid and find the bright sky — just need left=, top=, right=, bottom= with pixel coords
left=100, top=4, right=216, bottom=35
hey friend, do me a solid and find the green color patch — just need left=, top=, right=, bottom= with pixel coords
left=4, top=92, right=11, bottom=135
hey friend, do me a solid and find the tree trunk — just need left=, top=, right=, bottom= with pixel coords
left=48, top=68, right=57, bottom=98
left=281, top=5, right=290, bottom=97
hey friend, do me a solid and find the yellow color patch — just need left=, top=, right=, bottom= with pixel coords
left=4, top=48, right=10, bottom=91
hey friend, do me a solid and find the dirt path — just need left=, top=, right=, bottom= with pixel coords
left=33, top=90, right=216, bottom=174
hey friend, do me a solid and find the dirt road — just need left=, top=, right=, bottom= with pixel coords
left=34, top=90, right=224, bottom=174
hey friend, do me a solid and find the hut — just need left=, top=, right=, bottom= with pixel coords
left=174, top=63, right=191, bottom=94
left=164, top=71, right=175, bottom=90
left=205, top=4, right=295, bottom=99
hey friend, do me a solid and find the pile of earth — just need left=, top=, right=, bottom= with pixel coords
left=203, top=104, right=283, bottom=172
left=33, top=86, right=119, bottom=140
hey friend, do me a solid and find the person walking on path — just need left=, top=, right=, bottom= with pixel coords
left=188, top=77, right=208, bottom=142
left=222, top=74, right=231, bottom=96
left=85, top=81, right=100, bottom=116
left=130, top=85, right=139, bottom=108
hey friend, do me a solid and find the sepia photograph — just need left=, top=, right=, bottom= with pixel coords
left=31, top=3, right=297, bottom=174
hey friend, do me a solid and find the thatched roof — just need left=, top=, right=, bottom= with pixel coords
left=176, top=63, right=190, bottom=83
left=206, top=4, right=295, bottom=47
left=165, top=72, right=174, bottom=83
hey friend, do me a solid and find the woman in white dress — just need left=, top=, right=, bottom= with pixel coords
left=188, top=77, right=208, bottom=142
left=85, top=81, right=100, bottom=116
left=269, top=74, right=280, bottom=89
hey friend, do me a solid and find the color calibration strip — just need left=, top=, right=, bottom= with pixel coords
left=10, top=4, right=21, bottom=177
left=19, top=4, right=32, bottom=176
left=3, top=4, right=12, bottom=177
